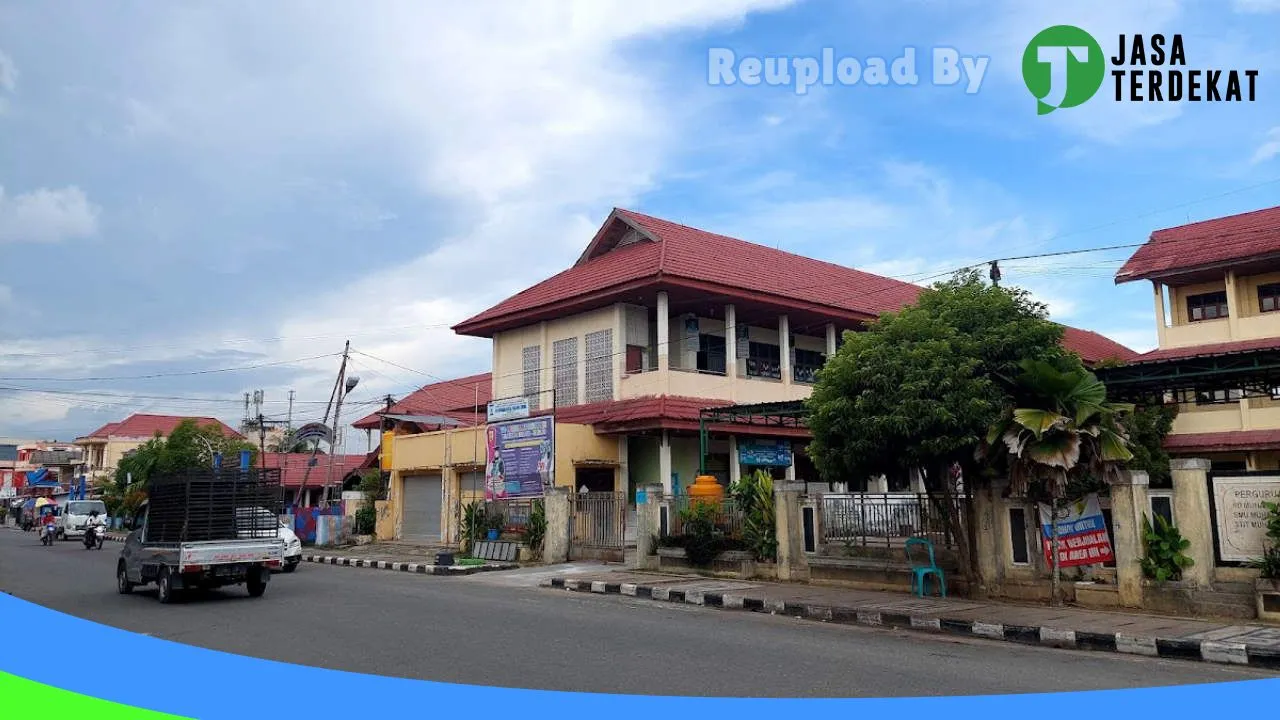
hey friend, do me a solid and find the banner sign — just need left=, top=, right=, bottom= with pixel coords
left=380, top=431, right=395, bottom=471
left=487, top=397, right=531, bottom=423
left=735, top=323, right=750, bottom=358
left=1211, top=475, right=1280, bottom=563
left=484, top=417, right=554, bottom=500
left=684, top=316, right=700, bottom=353
left=294, top=422, right=334, bottom=445
left=1038, top=493, right=1113, bottom=568
left=738, top=439, right=792, bottom=467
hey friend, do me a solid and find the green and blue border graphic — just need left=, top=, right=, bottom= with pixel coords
left=0, top=591, right=1276, bottom=718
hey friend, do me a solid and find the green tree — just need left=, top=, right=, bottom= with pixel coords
left=114, top=419, right=258, bottom=489
left=1125, top=403, right=1179, bottom=484
left=981, top=359, right=1134, bottom=606
left=806, top=269, right=1070, bottom=585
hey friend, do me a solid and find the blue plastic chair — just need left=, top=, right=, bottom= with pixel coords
left=905, top=537, right=946, bottom=598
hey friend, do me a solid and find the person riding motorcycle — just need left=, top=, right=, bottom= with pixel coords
left=39, top=508, right=57, bottom=540
left=84, top=510, right=106, bottom=546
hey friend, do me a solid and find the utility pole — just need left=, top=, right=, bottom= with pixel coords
left=286, top=390, right=296, bottom=432
left=322, top=341, right=353, bottom=508
left=257, top=413, right=268, bottom=469
left=380, top=394, right=394, bottom=496
left=294, top=353, right=343, bottom=508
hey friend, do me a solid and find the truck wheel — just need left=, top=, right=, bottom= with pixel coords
left=247, top=568, right=268, bottom=598
left=157, top=567, right=175, bottom=604
left=117, top=563, right=134, bottom=595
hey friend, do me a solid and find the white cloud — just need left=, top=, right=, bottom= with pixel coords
left=1252, top=127, right=1280, bottom=164
left=0, top=186, right=100, bottom=245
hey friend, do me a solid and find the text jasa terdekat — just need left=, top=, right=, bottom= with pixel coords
left=1111, top=34, right=1258, bottom=103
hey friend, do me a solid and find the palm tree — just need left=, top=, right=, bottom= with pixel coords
left=982, top=359, right=1135, bottom=606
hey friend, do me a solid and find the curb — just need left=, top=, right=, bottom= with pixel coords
left=301, top=554, right=519, bottom=577
left=542, top=578, right=1280, bottom=670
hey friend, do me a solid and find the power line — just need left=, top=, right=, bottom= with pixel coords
left=0, top=353, right=341, bottom=382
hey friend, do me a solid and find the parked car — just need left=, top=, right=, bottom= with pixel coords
left=237, top=507, right=302, bottom=573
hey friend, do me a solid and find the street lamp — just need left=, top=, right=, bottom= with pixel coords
left=322, top=375, right=360, bottom=507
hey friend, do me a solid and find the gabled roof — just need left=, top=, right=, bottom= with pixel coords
left=259, top=452, right=367, bottom=488
left=1116, top=205, right=1280, bottom=284
left=453, top=208, right=924, bottom=336
left=76, top=414, right=242, bottom=442
left=1060, top=326, right=1141, bottom=364
left=351, top=373, right=491, bottom=430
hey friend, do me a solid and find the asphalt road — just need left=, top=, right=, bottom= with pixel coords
left=0, top=527, right=1271, bottom=697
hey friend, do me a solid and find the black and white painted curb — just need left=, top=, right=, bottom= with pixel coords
left=301, top=554, right=519, bottom=576
left=543, top=578, right=1280, bottom=670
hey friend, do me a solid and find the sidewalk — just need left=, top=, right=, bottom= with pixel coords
left=542, top=570, right=1280, bottom=670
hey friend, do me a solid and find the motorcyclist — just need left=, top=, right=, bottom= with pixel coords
left=85, top=510, right=105, bottom=545
left=39, top=508, right=57, bottom=540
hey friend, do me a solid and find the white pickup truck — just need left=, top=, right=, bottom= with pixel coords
left=116, top=471, right=287, bottom=604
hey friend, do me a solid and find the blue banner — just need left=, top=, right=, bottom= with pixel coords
left=739, top=439, right=792, bottom=467
left=485, top=417, right=554, bottom=499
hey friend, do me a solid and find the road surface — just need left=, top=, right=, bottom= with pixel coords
left=0, top=527, right=1270, bottom=697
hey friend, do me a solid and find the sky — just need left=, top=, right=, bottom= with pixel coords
left=1, top=0, right=1279, bottom=446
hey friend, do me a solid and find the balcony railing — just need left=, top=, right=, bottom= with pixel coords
left=746, top=358, right=781, bottom=380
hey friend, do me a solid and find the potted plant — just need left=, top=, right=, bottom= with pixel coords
left=1249, top=501, right=1280, bottom=622
left=486, top=510, right=505, bottom=541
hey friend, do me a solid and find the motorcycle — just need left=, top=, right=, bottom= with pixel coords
left=83, top=523, right=106, bottom=550
left=40, top=523, right=56, bottom=546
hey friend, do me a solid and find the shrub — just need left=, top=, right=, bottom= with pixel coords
left=1140, top=513, right=1193, bottom=583
left=523, top=499, right=547, bottom=560
left=354, top=505, right=377, bottom=536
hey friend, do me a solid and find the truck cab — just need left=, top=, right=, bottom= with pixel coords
left=59, top=499, right=108, bottom=539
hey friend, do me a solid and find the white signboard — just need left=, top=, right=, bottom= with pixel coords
left=487, top=397, right=531, bottom=423
left=1212, top=475, right=1280, bottom=563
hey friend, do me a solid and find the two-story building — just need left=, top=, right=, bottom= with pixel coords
left=1112, top=205, right=1280, bottom=473
left=371, top=208, right=1136, bottom=544
left=74, top=413, right=243, bottom=482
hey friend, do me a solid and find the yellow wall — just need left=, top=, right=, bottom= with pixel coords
left=386, top=422, right=621, bottom=543
left=1161, top=271, right=1280, bottom=349
left=619, top=367, right=815, bottom=405
left=492, top=306, right=621, bottom=406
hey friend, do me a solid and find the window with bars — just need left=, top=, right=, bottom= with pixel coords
left=696, top=334, right=726, bottom=374
left=584, top=329, right=614, bottom=403
left=793, top=348, right=826, bottom=384
left=521, top=346, right=541, bottom=411
left=1173, top=388, right=1243, bottom=405
left=553, top=338, right=579, bottom=407
left=746, top=341, right=781, bottom=379
left=1261, top=283, right=1280, bottom=313
left=1187, top=291, right=1229, bottom=322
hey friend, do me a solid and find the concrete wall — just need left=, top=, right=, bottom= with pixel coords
left=492, top=306, right=621, bottom=407
left=1160, top=270, right=1280, bottom=349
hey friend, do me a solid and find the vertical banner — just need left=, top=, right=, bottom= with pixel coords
left=1037, top=493, right=1113, bottom=568
left=684, top=316, right=700, bottom=353
left=735, top=322, right=749, bottom=358
left=380, top=431, right=395, bottom=471
left=484, top=417, right=555, bottom=500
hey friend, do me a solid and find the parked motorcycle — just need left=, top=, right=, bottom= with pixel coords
left=83, top=523, right=105, bottom=550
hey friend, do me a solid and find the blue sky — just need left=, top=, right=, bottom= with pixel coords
left=1, top=0, right=1278, bottom=444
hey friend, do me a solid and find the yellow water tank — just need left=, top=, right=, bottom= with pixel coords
left=687, top=474, right=724, bottom=506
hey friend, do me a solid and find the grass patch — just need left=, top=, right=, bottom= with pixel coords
left=455, top=557, right=486, bottom=567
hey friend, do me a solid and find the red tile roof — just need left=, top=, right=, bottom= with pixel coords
left=1164, top=429, right=1280, bottom=453
left=1124, top=337, right=1280, bottom=364
left=1060, top=326, right=1141, bottom=364
left=1116, top=205, right=1280, bottom=284
left=260, top=452, right=367, bottom=488
left=77, top=414, right=242, bottom=441
left=352, top=373, right=492, bottom=430
left=454, top=208, right=924, bottom=336
left=551, top=396, right=810, bottom=438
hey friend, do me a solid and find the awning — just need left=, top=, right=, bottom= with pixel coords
left=381, top=413, right=468, bottom=427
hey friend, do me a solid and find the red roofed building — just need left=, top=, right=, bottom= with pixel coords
left=74, top=414, right=243, bottom=481
left=437, top=208, right=1137, bottom=501
left=1103, top=204, right=1280, bottom=473
left=259, top=452, right=368, bottom=506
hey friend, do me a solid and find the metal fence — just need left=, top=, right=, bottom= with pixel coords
left=569, top=492, right=626, bottom=560
left=820, top=493, right=966, bottom=549
left=662, top=495, right=746, bottom=539
left=484, top=498, right=536, bottom=535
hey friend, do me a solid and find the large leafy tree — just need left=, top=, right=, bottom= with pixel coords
left=807, top=270, right=1080, bottom=588
left=114, top=419, right=258, bottom=489
left=981, top=359, right=1135, bottom=606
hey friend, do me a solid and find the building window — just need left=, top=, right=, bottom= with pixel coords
left=886, top=468, right=912, bottom=493
left=1187, top=291, right=1229, bottom=322
left=746, top=341, right=781, bottom=379
left=552, top=338, right=579, bottom=407
left=584, top=330, right=614, bottom=403
left=1173, top=388, right=1243, bottom=405
left=1008, top=507, right=1030, bottom=565
left=793, top=348, right=826, bottom=384
left=1261, top=283, right=1280, bottom=313
left=696, top=334, right=726, bottom=375
left=521, top=346, right=541, bottom=411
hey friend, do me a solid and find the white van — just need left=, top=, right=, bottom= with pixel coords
left=236, top=507, right=303, bottom=573
left=60, top=499, right=108, bottom=540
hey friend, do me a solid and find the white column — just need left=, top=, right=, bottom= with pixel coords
left=785, top=457, right=796, bottom=483
left=779, top=314, right=792, bottom=384
left=613, top=304, right=624, bottom=400
left=825, top=323, right=837, bottom=357
left=724, top=304, right=738, bottom=378
left=658, top=430, right=673, bottom=494
left=539, top=321, right=551, bottom=408
left=1153, top=282, right=1169, bottom=349
left=657, top=292, right=670, bottom=372
left=618, top=435, right=630, bottom=499
left=728, top=435, right=741, bottom=486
